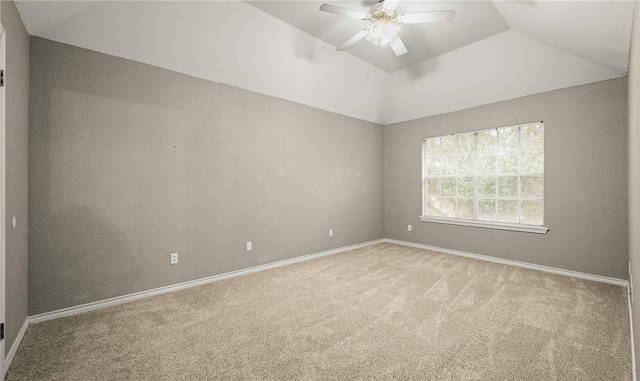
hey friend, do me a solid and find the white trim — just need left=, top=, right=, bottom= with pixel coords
left=29, top=239, right=384, bottom=324
left=0, top=22, right=7, bottom=379
left=2, top=318, right=27, bottom=379
left=384, top=238, right=628, bottom=286
left=629, top=286, right=637, bottom=381
left=419, top=216, right=549, bottom=234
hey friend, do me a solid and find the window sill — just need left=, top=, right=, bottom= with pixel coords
left=419, top=216, right=549, bottom=234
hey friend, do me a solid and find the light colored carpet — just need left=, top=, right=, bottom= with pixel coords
left=6, top=243, right=632, bottom=380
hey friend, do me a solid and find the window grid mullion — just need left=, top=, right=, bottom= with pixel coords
left=453, top=136, right=457, bottom=219
left=517, top=125, right=522, bottom=224
left=473, top=132, right=479, bottom=220
left=493, top=128, right=500, bottom=222
left=422, top=139, right=427, bottom=217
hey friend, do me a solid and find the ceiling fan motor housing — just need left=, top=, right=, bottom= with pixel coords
left=366, top=5, right=400, bottom=46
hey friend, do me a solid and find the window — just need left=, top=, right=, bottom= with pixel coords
left=421, top=122, right=547, bottom=233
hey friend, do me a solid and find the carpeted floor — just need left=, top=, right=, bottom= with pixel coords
left=6, top=243, right=632, bottom=380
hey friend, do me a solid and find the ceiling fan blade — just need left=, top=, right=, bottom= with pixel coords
left=398, top=10, right=455, bottom=24
left=319, top=4, right=368, bottom=20
left=336, top=29, right=369, bottom=51
left=389, top=37, right=408, bottom=56
left=382, top=0, right=400, bottom=11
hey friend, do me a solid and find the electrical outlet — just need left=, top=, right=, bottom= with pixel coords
left=408, top=224, right=412, bottom=232
left=170, top=252, right=178, bottom=265
left=329, top=229, right=333, bottom=237
left=246, top=241, right=252, bottom=251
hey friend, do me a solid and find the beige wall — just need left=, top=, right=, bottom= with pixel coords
left=28, top=37, right=384, bottom=315
left=385, top=78, right=628, bottom=279
left=628, top=1, right=640, bottom=375
left=17, top=10, right=637, bottom=365
left=2, top=0, right=29, bottom=356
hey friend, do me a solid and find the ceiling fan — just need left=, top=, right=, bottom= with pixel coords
left=319, top=0, right=455, bottom=56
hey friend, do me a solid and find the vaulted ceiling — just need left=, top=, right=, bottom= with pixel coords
left=14, top=0, right=636, bottom=125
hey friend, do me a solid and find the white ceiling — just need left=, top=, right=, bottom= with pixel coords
left=14, top=0, right=636, bottom=125
left=246, top=1, right=511, bottom=73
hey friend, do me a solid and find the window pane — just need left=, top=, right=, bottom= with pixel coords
left=521, top=176, right=543, bottom=198
left=457, top=199, right=474, bottom=219
left=458, top=154, right=473, bottom=175
left=497, top=200, right=519, bottom=223
left=457, top=177, right=474, bottom=198
left=497, top=176, right=518, bottom=197
left=478, top=176, right=496, bottom=197
left=498, top=127, right=519, bottom=152
left=426, top=138, right=440, bottom=156
left=441, top=198, right=456, bottom=217
left=442, top=135, right=457, bottom=155
left=478, top=154, right=496, bottom=174
left=478, top=130, right=497, bottom=152
left=521, top=200, right=543, bottom=225
left=426, top=157, right=441, bottom=176
left=441, top=154, right=457, bottom=175
left=520, top=149, right=544, bottom=173
left=441, top=178, right=457, bottom=197
left=498, top=151, right=518, bottom=174
left=521, top=123, right=544, bottom=149
left=427, top=197, right=442, bottom=216
left=426, top=178, right=441, bottom=196
left=457, top=133, right=474, bottom=153
left=478, top=199, right=496, bottom=221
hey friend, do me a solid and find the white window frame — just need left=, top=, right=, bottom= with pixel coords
left=420, top=122, right=548, bottom=234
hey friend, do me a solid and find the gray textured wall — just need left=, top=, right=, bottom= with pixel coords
left=2, top=0, right=30, bottom=355
left=28, top=37, right=384, bottom=315
left=628, top=2, right=640, bottom=375
left=385, top=78, right=628, bottom=279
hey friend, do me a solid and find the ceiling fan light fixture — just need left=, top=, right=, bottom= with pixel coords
left=320, top=0, right=455, bottom=56
left=366, top=22, right=400, bottom=46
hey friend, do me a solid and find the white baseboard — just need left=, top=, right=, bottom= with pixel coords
left=29, top=239, right=384, bottom=324
left=3, top=317, right=29, bottom=379
left=15, top=238, right=634, bottom=379
left=630, top=286, right=637, bottom=381
left=29, top=237, right=628, bottom=324
left=384, top=238, right=628, bottom=287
